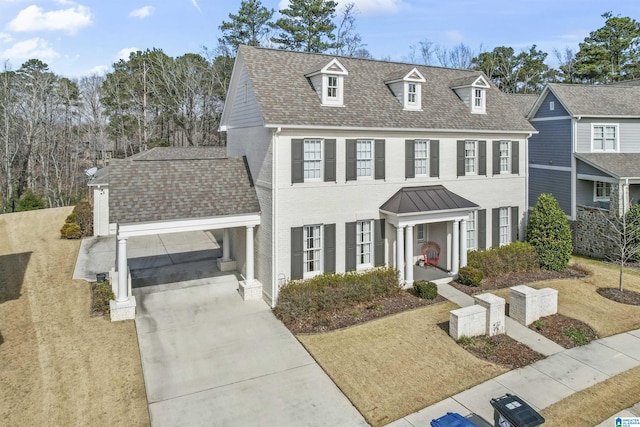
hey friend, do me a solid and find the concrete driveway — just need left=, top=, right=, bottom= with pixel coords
left=128, top=233, right=368, bottom=427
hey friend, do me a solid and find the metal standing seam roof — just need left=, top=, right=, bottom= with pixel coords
left=237, top=45, right=535, bottom=133
left=575, top=153, right=640, bottom=179
left=380, top=185, right=479, bottom=214
left=104, top=148, right=260, bottom=224
left=547, top=83, right=640, bottom=117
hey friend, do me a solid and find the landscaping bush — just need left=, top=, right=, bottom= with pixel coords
left=65, top=211, right=76, bottom=224
left=413, top=280, right=438, bottom=299
left=60, top=222, right=82, bottom=239
left=92, top=280, right=114, bottom=315
left=527, top=193, right=573, bottom=271
left=73, top=200, right=93, bottom=237
left=458, top=266, right=484, bottom=286
left=16, top=189, right=46, bottom=212
left=467, top=241, right=538, bottom=277
left=274, top=267, right=400, bottom=323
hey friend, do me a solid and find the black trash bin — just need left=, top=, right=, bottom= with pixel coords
left=490, top=394, right=545, bottom=427
left=96, top=273, right=106, bottom=282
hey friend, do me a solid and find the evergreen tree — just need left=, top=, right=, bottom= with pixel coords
left=219, top=0, right=275, bottom=54
left=272, top=0, right=338, bottom=53
left=526, top=194, right=573, bottom=271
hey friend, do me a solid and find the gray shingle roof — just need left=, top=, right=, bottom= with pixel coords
left=108, top=155, right=259, bottom=224
left=575, top=153, right=640, bottom=179
left=380, top=185, right=479, bottom=214
left=505, top=93, right=538, bottom=117
left=131, top=146, right=227, bottom=161
left=238, top=46, right=534, bottom=133
left=548, top=83, right=640, bottom=117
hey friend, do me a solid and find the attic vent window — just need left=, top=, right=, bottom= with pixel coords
left=549, top=101, right=555, bottom=111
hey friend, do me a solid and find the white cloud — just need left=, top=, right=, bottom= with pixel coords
left=87, top=64, right=109, bottom=75
left=336, top=0, right=406, bottom=14
left=445, top=30, right=464, bottom=43
left=1, top=38, right=60, bottom=61
left=129, top=6, right=155, bottom=19
left=7, top=4, right=93, bottom=34
left=191, top=0, right=201, bottom=12
left=0, top=32, right=13, bottom=43
left=116, top=47, right=139, bottom=61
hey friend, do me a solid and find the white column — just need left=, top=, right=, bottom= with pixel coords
left=116, top=237, right=128, bottom=303
left=396, top=225, right=405, bottom=283
left=245, top=225, right=255, bottom=283
left=460, top=219, right=468, bottom=268
left=222, top=228, right=231, bottom=261
left=405, top=225, right=414, bottom=286
left=451, top=220, right=460, bottom=275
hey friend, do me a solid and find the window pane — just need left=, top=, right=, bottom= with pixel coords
left=467, top=211, right=476, bottom=250
left=304, top=225, right=322, bottom=274
left=465, top=141, right=476, bottom=174
left=357, top=140, right=372, bottom=177
left=303, top=140, right=322, bottom=180
left=500, top=141, right=509, bottom=173
left=327, top=76, right=338, bottom=98
left=415, top=140, right=429, bottom=175
left=356, top=221, right=372, bottom=266
left=499, top=208, right=509, bottom=246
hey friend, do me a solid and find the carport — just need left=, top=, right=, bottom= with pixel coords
left=95, top=148, right=262, bottom=321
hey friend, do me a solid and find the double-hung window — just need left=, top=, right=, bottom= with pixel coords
left=414, top=140, right=429, bottom=176
left=592, top=125, right=618, bottom=151
left=465, top=140, right=477, bottom=174
left=594, top=181, right=612, bottom=202
left=356, top=139, right=373, bottom=178
left=303, top=139, right=322, bottom=180
left=417, top=224, right=426, bottom=242
left=499, top=207, right=510, bottom=246
left=499, top=141, right=510, bottom=173
left=408, top=83, right=417, bottom=104
left=327, top=75, right=338, bottom=99
left=356, top=220, right=372, bottom=268
left=303, top=225, right=322, bottom=276
left=474, top=89, right=483, bottom=108
left=467, top=211, right=477, bottom=250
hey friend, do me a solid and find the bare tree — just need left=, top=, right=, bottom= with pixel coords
left=436, top=43, right=475, bottom=69
left=598, top=204, right=640, bottom=292
left=334, top=2, right=365, bottom=56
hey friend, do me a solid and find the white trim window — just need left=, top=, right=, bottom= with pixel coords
left=465, top=140, right=477, bottom=174
left=417, top=224, right=426, bottom=242
left=467, top=211, right=477, bottom=250
left=594, top=181, right=612, bottom=202
left=499, top=207, right=510, bottom=246
left=303, top=225, right=322, bottom=276
left=356, top=139, right=373, bottom=178
left=356, top=220, right=372, bottom=268
left=499, top=141, right=510, bottom=173
left=472, top=88, right=485, bottom=113
left=303, top=139, right=322, bottom=180
left=407, top=83, right=417, bottom=104
left=327, top=75, right=338, bottom=99
left=415, top=139, right=429, bottom=176
left=592, top=124, right=618, bottom=152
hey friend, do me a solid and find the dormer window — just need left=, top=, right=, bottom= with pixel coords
left=473, top=88, right=485, bottom=112
left=451, top=75, right=489, bottom=114
left=385, top=67, right=425, bottom=111
left=305, top=58, right=348, bottom=107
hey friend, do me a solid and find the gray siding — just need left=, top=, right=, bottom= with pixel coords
left=533, top=91, right=568, bottom=119
left=576, top=179, right=606, bottom=208
left=576, top=159, right=611, bottom=178
left=228, top=66, right=264, bottom=128
left=529, top=119, right=572, bottom=168
left=529, top=167, right=572, bottom=216
left=576, top=118, right=640, bottom=153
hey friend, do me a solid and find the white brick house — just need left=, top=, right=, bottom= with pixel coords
left=220, top=46, right=536, bottom=306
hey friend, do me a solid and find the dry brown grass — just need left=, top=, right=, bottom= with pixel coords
left=492, top=257, right=640, bottom=337
left=0, top=207, right=149, bottom=426
left=540, top=365, right=640, bottom=426
left=298, top=302, right=508, bottom=427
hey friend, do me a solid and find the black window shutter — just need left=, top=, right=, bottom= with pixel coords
left=457, top=140, right=465, bottom=177
left=478, top=209, right=486, bottom=249
left=324, top=139, right=336, bottom=182
left=512, top=140, right=519, bottom=175
left=492, top=208, right=500, bottom=247
left=405, top=140, right=415, bottom=179
left=375, top=139, right=385, bottom=180
left=479, top=140, right=487, bottom=176
left=374, top=219, right=385, bottom=267
left=492, top=140, right=500, bottom=176
left=511, top=206, right=519, bottom=242
left=291, top=227, right=303, bottom=279
left=291, top=139, right=303, bottom=184
left=430, top=140, right=439, bottom=178
left=345, top=222, right=356, bottom=271
left=324, top=223, right=336, bottom=273
left=346, top=139, right=357, bottom=181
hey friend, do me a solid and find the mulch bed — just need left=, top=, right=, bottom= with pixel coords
left=456, top=334, right=545, bottom=369
left=528, top=314, right=598, bottom=348
left=280, top=290, right=446, bottom=334
left=450, top=265, right=591, bottom=295
left=597, top=288, right=640, bottom=306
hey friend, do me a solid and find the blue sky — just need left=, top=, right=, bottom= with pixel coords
left=1, top=0, right=639, bottom=78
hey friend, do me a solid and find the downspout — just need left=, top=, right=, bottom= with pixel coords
left=271, top=127, right=281, bottom=308
left=571, top=116, right=581, bottom=220
left=524, top=132, right=533, bottom=240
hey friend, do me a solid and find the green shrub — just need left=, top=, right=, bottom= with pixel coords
left=16, top=189, right=46, bottom=212
left=563, top=327, right=589, bottom=346
left=273, top=267, right=400, bottom=323
left=468, top=241, right=538, bottom=277
left=60, top=222, right=82, bottom=239
left=413, top=280, right=438, bottom=299
left=527, top=193, right=573, bottom=271
left=72, top=200, right=93, bottom=237
left=65, top=211, right=76, bottom=224
left=458, top=266, right=484, bottom=286
left=92, top=281, right=114, bottom=315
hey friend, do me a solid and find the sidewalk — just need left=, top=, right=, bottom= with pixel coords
left=386, top=284, right=640, bottom=426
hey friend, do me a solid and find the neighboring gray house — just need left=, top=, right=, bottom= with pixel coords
left=220, top=45, right=536, bottom=305
left=527, top=83, right=640, bottom=257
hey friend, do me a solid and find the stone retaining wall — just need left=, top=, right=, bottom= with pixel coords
left=572, top=205, right=611, bottom=259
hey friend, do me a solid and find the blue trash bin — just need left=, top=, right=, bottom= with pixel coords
left=431, top=412, right=478, bottom=427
